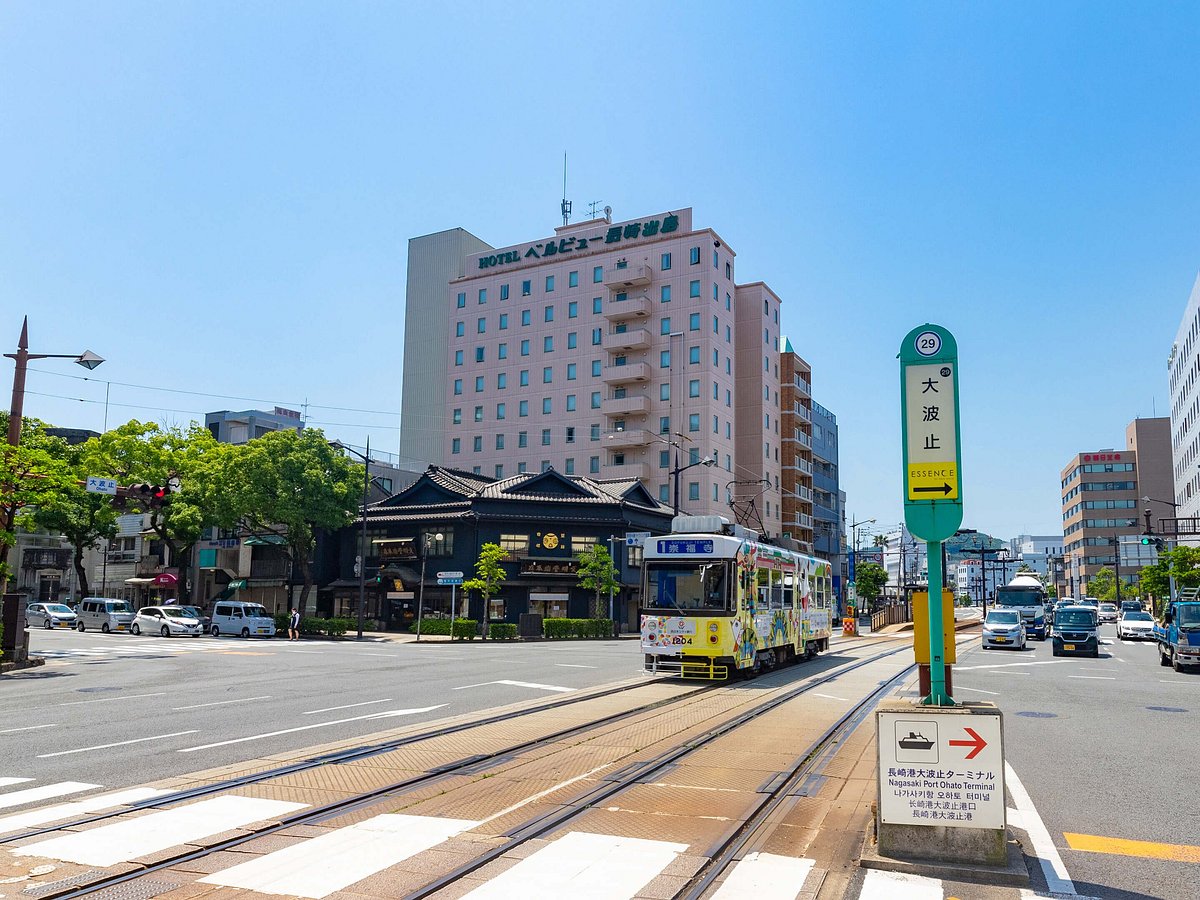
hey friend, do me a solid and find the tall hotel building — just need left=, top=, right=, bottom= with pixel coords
left=400, top=209, right=787, bottom=536
left=1168, top=273, right=1200, bottom=525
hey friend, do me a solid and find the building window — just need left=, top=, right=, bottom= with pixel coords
left=521, top=309, right=531, bottom=326
left=541, top=428, right=551, bottom=445
left=592, top=296, right=603, bottom=314
left=566, top=332, right=577, bottom=350
left=590, top=456, right=600, bottom=474
left=497, top=373, right=507, bottom=389
left=713, top=381, right=718, bottom=400
left=542, top=397, right=552, bottom=414
left=518, top=431, right=528, bottom=448
left=659, top=450, right=670, bottom=468
left=661, top=349, right=671, bottom=368
left=500, top=533, right=529, bottom=556
left=474, top=405, right=483, bottom=422
left=689, top=413, right=700, bottom=432
left=660, top=416, right=670, bottom=433
left=453, top=379, right=462, bottom=395
left=612, top=452, right=625, bottom=465
left=520, top=369, right=529, bottom=386
left=690, top=246, right=700, bottom=265
left=478, top=288, right=487, bottom=304
left=544, top=336, right=554, bottom=352
left=591, top=424, right=601, bottom=440
left=713, top=249, right=719, bottom=268
left=452, top=408, right=462, bottom=425
left=565, top=458, right=575, bottom=475
left=499, top=313, right=508, bottom=330
left=661, top=252, right=672, bottom=270
left=451, top=438, right=461, bottom=454
left=689, top=482, right=700, bottom=501
left=566, top=425, right=576, bottom=442
left=495, top=463, right=504, bottom=478
left=661, top=317, right=671, bottom=335
left=518, top=462, right=527, bottom=473
left=690, top=280, right=700, bottom=298
left=521, top=339, right=530, bottom=356
left=475, top=347, right=485, bottom=363
left=689, top=379, right=700, bottom=398
left=592, top=327, right=602, bottom=345
left=591, top=360, right=602, bottom=376
left=543, top=366, right=553, bottom=383
left=545, top=275, right=555, bottom=292
left=688, top=345, right=700, bottom=364
left=661, top=285, right=671, bottom=303
left=522, top=279, right=531, bottom=296
left=545, top=305, right=554, bottom=323
left=569, top=270, right=579, bottom=287
left=591, top=391, right=601, bottom=409
left=569, top=300, right=578, bottom=318
left=519, top=400, right=529, bottom=416
left=477, top=318, right=486, bottom=334
left=498, top=343, right=508, bottom=359
left=713, top=414, right=719, bottom=433
left=456, top=321, right=465, bottom=337
left=726, top=293, right=731, bottom=310
left=566, top=395, right=577, bottom=412
left=500, top=283, right=509, bottom=301
left=454, top=349, right=463, bottom=366
left=713, top=315, right=719, bottom=334
left=689, top=312, right=700, bottom=331
left=713, top=283, right=718, bottom=301
left=472, top=436, right=482, bottom=452
left=474, top=376, right=484, bottom=392
left=660, top=383, right=671, bottom=401
left=616, top=291, right=626, bottom=302
left=726, top=261, right=732, bottom=279
left=496, top=402, right=506, bottom=419
left=659, top=484, right=669, bottom=502
left=456, top=292, right=466, bottom=308
left=593, top=265, right=603, bottom=283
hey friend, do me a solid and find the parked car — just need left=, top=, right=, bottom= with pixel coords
left=177, top=605, right=211, bottom=633
left=25, top=602, right=77, bottom=630
left=1098, top=602, right=1119, bottom=624
left=1117, top=610, right=1155, bottom=641
left=131, top=606, right=203, bottom=637
left=210, top=601, right=276, bottom=638
left=76, top=598, right=135, bottom=633
left=982, top=610, right=1027, bottom=650
left=1052, top=605, right=1100, bottom=657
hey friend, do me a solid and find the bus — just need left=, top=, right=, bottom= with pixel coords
left=640, top=516, right=833, bottom=679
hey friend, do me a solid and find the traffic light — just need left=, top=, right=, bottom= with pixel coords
left=1155, top=538, right=1165, bottom=552
left=1140, top=535, right=1153, bottom=545
left=128, top=484, right=170, bottom=508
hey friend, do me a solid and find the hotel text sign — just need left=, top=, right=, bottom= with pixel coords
left=478, top=214, right=680, bottom=270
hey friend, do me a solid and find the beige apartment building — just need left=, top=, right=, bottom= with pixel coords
left=400, top=208, right=788, bottom=535
left=780, top=342, right=815, bottom=546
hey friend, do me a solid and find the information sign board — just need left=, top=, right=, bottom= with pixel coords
left=436, top=571, right=464, bottom=579
left=85, top=476, right=118, bottom=495
left=625, top=532, right=651, bottom=547
left=436, top=576, right=463, bottom=586
left=877, top=708, right=1004, bottom=829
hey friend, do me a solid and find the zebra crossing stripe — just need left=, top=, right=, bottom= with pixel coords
left=457, top=831, right=688, bottom=900
left=711, top=852, right=815, bottom=899
left=14, top=795, right=307, bottom=866
left=0, top=778, right=33, bottom=788
left=0, top=788, right=171, bottom=836
left=0, top=782, right=100, bottom=811
left=199, top=813, right=480, bottom=898
left=859, top=869, right=942, bottom=899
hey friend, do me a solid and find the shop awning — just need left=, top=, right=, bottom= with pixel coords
left=152, top=573, right=178, bottom=587
left=124, top=577, right=155, bottom=585
left=213, top=579, right=247, bottom=602
left=244, top=534, right=288, bottom=546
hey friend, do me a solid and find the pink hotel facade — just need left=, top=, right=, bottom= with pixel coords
left=400, top=208, right=802, bottom=538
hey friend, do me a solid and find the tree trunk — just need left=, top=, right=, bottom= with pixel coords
left=72, top=541, right=90, bottom=599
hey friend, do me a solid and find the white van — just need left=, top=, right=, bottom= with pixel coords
left=210, top=601, right=275, bottom=638
left=76, top=598, right=135, bottom=634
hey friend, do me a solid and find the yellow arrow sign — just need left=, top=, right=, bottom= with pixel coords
left=907, top=462, right=960, bottom=500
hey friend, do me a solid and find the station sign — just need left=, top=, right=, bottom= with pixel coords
left=436, top=570, right=464, bottom=586
left=85, top=476, right=118, bottom=495
left=877, top=708, right=1004, bottom=829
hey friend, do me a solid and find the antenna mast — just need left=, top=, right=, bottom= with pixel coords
left=560, top=152, right=572, bottom=226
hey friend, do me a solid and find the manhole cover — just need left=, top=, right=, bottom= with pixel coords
left=1146, top=706, right=1187, bottom=713
left=1015, top=711, right=1057, bottom=718
left=76, top=687, right=120, bottom=693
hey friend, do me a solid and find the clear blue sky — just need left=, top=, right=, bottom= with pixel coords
left=2, top=2, right=1197, bottom=539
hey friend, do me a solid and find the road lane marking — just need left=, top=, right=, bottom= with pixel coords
left=1005, top=762, right=1076, bottom=895
left=453, top=680, right=572, bottom=693
left=177, top=706, right=445, bottom=753
left=1064, top=832, right=1200, bottom=863
left=0, top=778, right=33, bottom=787
left=1067, top=676, right=1114, bottom=680
left=812, top=692, right=850, bottom=701
left=0, top=725, right=57, bottom=735
left=172, top=695, right=272, bottom=711
left=0, top=782, right=101, bottom=809
left=0, top=788, right=171, bottom=836
left=956, top=661, right=1064, bottom=671
left=955, top=686, right=999, bottom=695
left=38, top=731, right=199, bottom=758
left=1159, top=679, right=1197, bottom=684
left=55, top=692, right=168, bottom=707
left=15, top=796, right=307, bottom=866
left=480, top=763, right=615, bottom=825
left=859, top=869, right=941, bottom=898
left=302, top=698, right=393, bottom=715
left=711, top=852, right=814, bottom=899
left=200, top=813, right=480, bottom=898
left=456, top=831, right=687, bottom=899
left=555, top=663, right=597, bottom=668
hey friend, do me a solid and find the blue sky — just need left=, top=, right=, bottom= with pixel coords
left=2, top=2, right=1197, bottom=539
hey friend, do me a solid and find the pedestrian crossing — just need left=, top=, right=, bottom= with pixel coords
left=35, top=639, right=281, bottom=662
left=0, top=776, right=171, bottom=836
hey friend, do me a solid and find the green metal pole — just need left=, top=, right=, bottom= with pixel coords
left=923, top=539, right=953, bottom=706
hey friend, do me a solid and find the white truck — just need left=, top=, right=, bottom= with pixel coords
left=993, top=573, right=1048, bottom=641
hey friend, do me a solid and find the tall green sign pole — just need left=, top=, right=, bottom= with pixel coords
left=900, top=324, right=964, bottom=706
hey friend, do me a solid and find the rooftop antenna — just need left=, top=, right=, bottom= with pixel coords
left=587, top=200, right=606, bottom=220
left=560, top=152, right=572, bottom=226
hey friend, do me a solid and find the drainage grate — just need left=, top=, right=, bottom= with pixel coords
left=1146, top=706, right=1187, bottom=713
left=22, top=871, right=106, bottom=896
left=85, top=880, right=179, bottom=900
left=1015, top=711, right=1057, bottom=718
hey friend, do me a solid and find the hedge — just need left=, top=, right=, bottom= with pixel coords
left=543, top=617, right=613, bottom=639
left=273, top=614, right=355, bottom=637
left=451, top=618, right=479, bottom=640
left=415, top=617, right=453, bottom=635
left=488, top=622, right=518, bottom=640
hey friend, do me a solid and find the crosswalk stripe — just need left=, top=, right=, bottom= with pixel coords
left=0, top=782, right=100, bottom=810
left=0, top=778, right=33, bottom=788
left=859, top=869, right=942, bottom=899
left=711, top=852, right=815, bottom=899
left=199, top=813, right=480, bottom=898
left=14, top=795, right=308, bottom=866
left=458, top=831, right=688, bottom=899
left=0, top=787, right=171, bottom=836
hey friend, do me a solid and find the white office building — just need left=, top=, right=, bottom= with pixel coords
left=1169, top=273, right=1200, bottom=532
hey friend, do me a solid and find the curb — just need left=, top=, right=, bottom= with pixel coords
left=859, top=831, right=1030, bottom=887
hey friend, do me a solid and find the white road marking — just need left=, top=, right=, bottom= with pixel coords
left=480, top=763, right=615, bottom=825
left=302, top=698, right=393, bottom=715
left=555, top=663, right=597, bottom=668
left=1005, top=762, right=1076, bottom=895
left=812, top=692, right=850, bottom=701
left=1159, top=679, right=1196, bottom=684
left=172, top=695, right=272, bottom=711
left=955, top=685, right=1000, bottom=695
left=1067, top=676, right=1114, bottom=680
left=457, top=831, right=687, bottom=899
left=200, top=813, right=479, bottom=898
left=0, top=782, right=100, bottom=810
left=956, top=661, right=1064, bottom=671
left=38, top=731, right=198, bottom=758
left=15, top=796, right=307, bottom=867
left=859, top=869, right=942, bottom=899
left=711, top=852, right=814, bottom=899
left=0, top=788, right=171, bottom=836
left=453, top=680, right=572, bottom=693
left=0, top=778, right=33, bottom=787
left=177, top=705, right=445, bottom=753
left=55, top=692, right=168, bottom=707
left=0, top=724, right=56, bottom=734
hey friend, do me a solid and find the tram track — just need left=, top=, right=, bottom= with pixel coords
left=7, top=635, right=921, bottom=899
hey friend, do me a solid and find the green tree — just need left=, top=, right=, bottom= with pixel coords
left=463, top=542, right=508, bottom=621
left=215, top=429, right=360, bottom=614
left=1138, top=546, right=1200, bottom=613
left=576, top=543, right=619, bottom=619
left=1017, top=563, right=1033, bottom=573
left=854, top=562, right=888, bottom=608
left=0, top=416, right=71, bottom=592
left=1086, top=567, right=1118, bottom=602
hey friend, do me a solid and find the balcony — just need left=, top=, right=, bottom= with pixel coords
left=603, top=461, right=650, bottom=482
left=794, top=377, right=811, bottom=397
left=796, top=430, right=812, bottom=449
left=602, top=294, right=652, bottom=321
left=798, top=513, right=814, bottom=529
left=602, top=362, right=651, bottom=385
left=795, top=405, right=812, bottom=423
left=21, top=548, right=70, bottom=570
left=796, top=458, right=814, bottom=476
left=604, top=429, right=652, bottom=450
left=603, top=263, right=652, bottom=289
left=136, top=554, right=164, bottom=576
left=602, top=328, right=652, bottom=352
left=793, top=486, right=812, bottom=502
left=602, top=395, right=650, bottom=417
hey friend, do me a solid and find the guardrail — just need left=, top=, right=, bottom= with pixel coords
left=871, top=602, right=913, bottom=631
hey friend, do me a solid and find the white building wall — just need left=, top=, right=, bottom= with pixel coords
left=1168, top=273, right=1200, bottom=525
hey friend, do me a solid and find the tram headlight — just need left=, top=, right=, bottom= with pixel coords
left=708, top=623, right=719, bottom=633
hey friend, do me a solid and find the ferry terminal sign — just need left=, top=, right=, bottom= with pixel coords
left=478, top=213, right=680, bottom=270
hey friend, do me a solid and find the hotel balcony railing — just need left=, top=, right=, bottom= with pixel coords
left=798, top=513, right=814, bottom=529
left=603, top=263, right=652, bottom=289
left=602, top=328, right=652, bottom=352
left=795, top=405, right=812, bottom=423
left=602, top=395, right=650, bottom=417
left=603, top=461, right=650, bottom=482
left=796, top=458, right=814, bottom=476
left=602, top=362, right=651, bottom=385
left=796, top=430, right=812, bottom=449
left=604, top=429, right=652, bottom=450
left=795, top=377, right=811, bottom=397
left=602, top=294, right=652, bottom=321
left=793, top=485, right=812, bottom=502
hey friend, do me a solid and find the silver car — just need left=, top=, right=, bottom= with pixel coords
left=25, top=602, right=77, bottom=630
left=982, top=609, right=1027, bottom=650
left=131, top=606, right=203, bottom=637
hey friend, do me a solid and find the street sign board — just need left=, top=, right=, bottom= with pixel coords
left=901, top=324, right=963, bottom=542
left=85, top=476, right=118, bottom=495
left=625, top=532, right=651, bottom=547
left=437, top=576, right=463, bottom=586
left=877, top=707, right=1004, bottom=829
left=436, top=571, right=464, bottom=579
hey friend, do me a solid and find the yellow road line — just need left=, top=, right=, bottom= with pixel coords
left=1064, top=832, right=1200, bottom=863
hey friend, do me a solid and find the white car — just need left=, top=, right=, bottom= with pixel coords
left=1098, top=602, right=1119, bottom=624
left=131, top=606, right=203, bottom=637
left=1117, top=610, right=1155, bottom=641
left=982, top=609, right=1027, bottom=650
left=25, top=603, right=77, bottom=630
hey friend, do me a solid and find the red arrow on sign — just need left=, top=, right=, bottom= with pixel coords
left=948, top=727, right=987, bottom=760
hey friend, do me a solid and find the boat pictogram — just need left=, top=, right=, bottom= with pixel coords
left=898, top=731, right=935, bottom=750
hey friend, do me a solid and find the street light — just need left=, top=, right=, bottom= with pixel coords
left=3, top=316, right=104, bottom=593
left=415, top=531, right=444, bottom=642
left=674, top=455, right=715, bottom=516
left=605, top=426, right=696, bottom=515
left=1143, top=495, right=1180, bottom=605
left=329, top=438, right=378, bottom=641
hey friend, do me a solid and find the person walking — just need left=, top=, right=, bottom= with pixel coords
left=288, top=607, right=300, bottom=641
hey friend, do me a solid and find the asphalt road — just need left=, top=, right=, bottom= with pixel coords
left=953, top=620, right=1198, bottom=900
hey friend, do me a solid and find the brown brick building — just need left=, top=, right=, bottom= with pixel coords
left=780, top=340, right=814, bottom=548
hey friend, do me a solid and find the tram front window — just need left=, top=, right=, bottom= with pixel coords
left=645, top=562, right=730, bottom=612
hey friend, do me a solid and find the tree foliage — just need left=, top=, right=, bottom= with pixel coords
left=1138, top=546, right=1200, bottom=613
left=576, top=544, right=619, bottom=619
left=0, top=416, right=72, bottom=592
left=1086, top=567, right=1118, bottom=602
left=463, top=542, right=507, bottom=619
left=854, top=562, right=888, bottom=607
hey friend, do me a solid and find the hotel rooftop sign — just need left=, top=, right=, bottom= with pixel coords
left=477, top=212, right=682, bottom=271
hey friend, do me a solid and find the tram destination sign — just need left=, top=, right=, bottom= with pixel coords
left=656, top=539, right=713, bottom=554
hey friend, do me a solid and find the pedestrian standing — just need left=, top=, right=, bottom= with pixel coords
left=288, top=607, right=300, bottom=641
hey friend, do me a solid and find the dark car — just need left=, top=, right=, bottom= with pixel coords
left=178, top=605, right=212, bottom=634
left=1052, top=605, right=1100, bottom=658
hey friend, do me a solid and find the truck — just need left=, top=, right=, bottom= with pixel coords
left=993, top=573, right=1048, bottom=640
left=1155, top=592, right=1200, bottom=673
